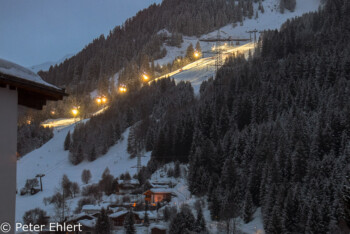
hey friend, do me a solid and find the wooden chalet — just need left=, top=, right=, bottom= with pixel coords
left=64, top=214, right=96, bottom=234
left=109, top=210, right=142, bottom=227
left=117, top=179, right=140, bottom=194
left=151, top=227, right=167, bottom=234
left=144, top=189, right=173, bottom=204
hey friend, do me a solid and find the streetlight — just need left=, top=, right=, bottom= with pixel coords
left=71, top=107, right=78, bottom=117
left=194, top=51, right=200, bottom=58
left=101, top=96, right=107, bottom=103
left=96, top=97, right=102, bottom=104
left=119, top=85, right=127, bottom=93
left=142, top=74, right=149, bottom=81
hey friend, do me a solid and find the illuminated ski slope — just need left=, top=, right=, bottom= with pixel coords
left=41, top=118, right=81, bottom=129
left=152, top=42, right=256, bottom=93
left=41, top=106, right=109, bottom=129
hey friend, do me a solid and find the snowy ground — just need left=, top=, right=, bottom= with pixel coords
left=16, top=124, right=151, bottom=223
left=16, top=0, right=321, bottom=229
left=152, top=43, right=255, bottom=94
left=41, top=118, right=82, bottom=130
left=153, top=0, right=320, bottom=93
left=142, top=163, right=265, bottom=234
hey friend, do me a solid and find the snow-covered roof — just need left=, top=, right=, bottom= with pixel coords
left=78, top=219, right=96, bottom=228
left=67, top=213, right=95, bottom=222
left=118, top=179, right=139, bottom=185
left=109, top=207, right=127, bottom=213
left=0, top=58, right=66, bottom=109
left=149, top=188, right=174, bottom=194
left=134, top=211, right=158, bottom=220
left=109, top=210, right=128, bottom=218
left=0, top=58, right=57, bottom=89
left=82, top=203, right=109, bottom=211
left=150, top=223, right=167, bottom=230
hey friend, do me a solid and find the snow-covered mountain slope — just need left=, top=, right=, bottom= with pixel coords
left=16, top=123, right=151, bottom=222
left=29, top=54, right=74, bottom=73
left=203, top=0, right=321, bottom=41
left=153, top=43, right=255, bottom=93
left=153, top=0, right=321, bottom=92
left=16, top=0, right=321, bottom=226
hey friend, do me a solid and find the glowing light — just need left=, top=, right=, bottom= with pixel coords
left=101, top=97, right=107, bottom=103
left=142, top=74, right=149, bottom=81
left=119, top=85, right=127, bottom=93
left=50, top=111, right=55, bottom=115
left=71, top=108, right=78, bottom=116
left=194, top=51, right=200, bottom=58
left=96, top=97, right=102, bottom=104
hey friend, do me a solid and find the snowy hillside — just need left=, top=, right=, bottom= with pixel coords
left=153, top=43, right=255, bottom=93
left=29, top=54, right=74, bottom=73
left=15, top=0, right=322, bottom=230
left=16, top=123, right=151, bottom=222
left=152, top=0, right=321, bottom=92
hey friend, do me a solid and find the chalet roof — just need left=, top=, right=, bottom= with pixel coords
left=109, top=210, right=128, bottom=218
left=78, top=219, right=96, bottom=228
left=0, top=58, right=67, bottom=110
left=109, top=211, right=142, bottom=219
left=149, top=188, right=174, bottom=194
left=134, top=211, right=158, bottom=220
left=67, top=213, right=95, bottom=222
left=118, top=179, right=139, bottom=185
left=150, top=223, right=167, bottom=230
left=82, top=203, right=109, bottom=211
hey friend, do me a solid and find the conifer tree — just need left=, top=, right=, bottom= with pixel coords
left=170, top=205, right=195, bottom=234
left=195, top=41, right=202, bottom=54
left=124, top=209, right=135, bottom=234
left=64, top=131, right=71, bottom=151
left=194, top=206, right=207, bottom=233
left=186, top=43, right=195, bottom=61
left=144, top=202, right=150, bottom=227
left=88, top=145, right=97, bottom=161
left=174, top=161, right=181, bottom=178
left=96, top=208, right=110, bottom=234
left=243, top=191, right=254, bottom=223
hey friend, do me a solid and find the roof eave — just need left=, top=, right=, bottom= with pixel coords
left=0, top=72, right=67, bottom=110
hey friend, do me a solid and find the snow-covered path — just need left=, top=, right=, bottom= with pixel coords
left=152, top=43, right=255, bottom=93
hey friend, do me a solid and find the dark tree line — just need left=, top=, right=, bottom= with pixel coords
left=67, top=78, right=194, bottom=164
left=39, top=0, right=260, bottom=95
left=28, top=0, right=268, bottom=123
left=56, top=0, right=350, bottom=232
left=17, top=122, right=53, bottom=157
left=137, top=0, right=350, bottom=232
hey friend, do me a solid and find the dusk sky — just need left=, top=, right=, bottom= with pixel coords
left=0, top=0, right=161, bottom=67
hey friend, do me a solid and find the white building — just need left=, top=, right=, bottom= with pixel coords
left=0, top=58, right=66, bottom=234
